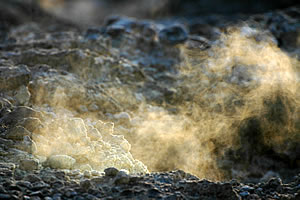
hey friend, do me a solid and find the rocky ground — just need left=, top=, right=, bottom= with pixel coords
left=0, top=1, right=300, bottom=199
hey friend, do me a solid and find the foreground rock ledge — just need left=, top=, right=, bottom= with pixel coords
left=0, top=163, right=299, bottom=199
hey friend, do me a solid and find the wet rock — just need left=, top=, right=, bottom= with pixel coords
left=19, top=159, right=39, bottom=171
left=47, top=155, right=76, bottom=169
left=0, top=65, right=31, bottom=91
left=159, top=24, right=188, bottom=45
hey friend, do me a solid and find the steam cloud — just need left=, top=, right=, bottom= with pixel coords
left=28, top=24, right=299, bottom=180
left=128, top=25, right=299, bottom=180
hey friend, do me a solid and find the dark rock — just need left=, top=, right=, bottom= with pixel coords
left=159, top=25, right=188, bottom=45
left=104, top=167, right=119, bottom=177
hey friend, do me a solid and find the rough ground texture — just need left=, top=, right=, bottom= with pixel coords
left=0, top=0, right=300, bottom=199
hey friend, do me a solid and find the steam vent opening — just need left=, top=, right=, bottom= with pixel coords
left=0, top=0, right=300, bottom=199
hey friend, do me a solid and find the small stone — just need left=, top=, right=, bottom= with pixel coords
left=19, top=159, right=39, bottom=171
left=159, top=24, right=188, bottom=45
left=47, top=155, right=76, bottom=169
left=104, top=167, right=119, bottom=177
